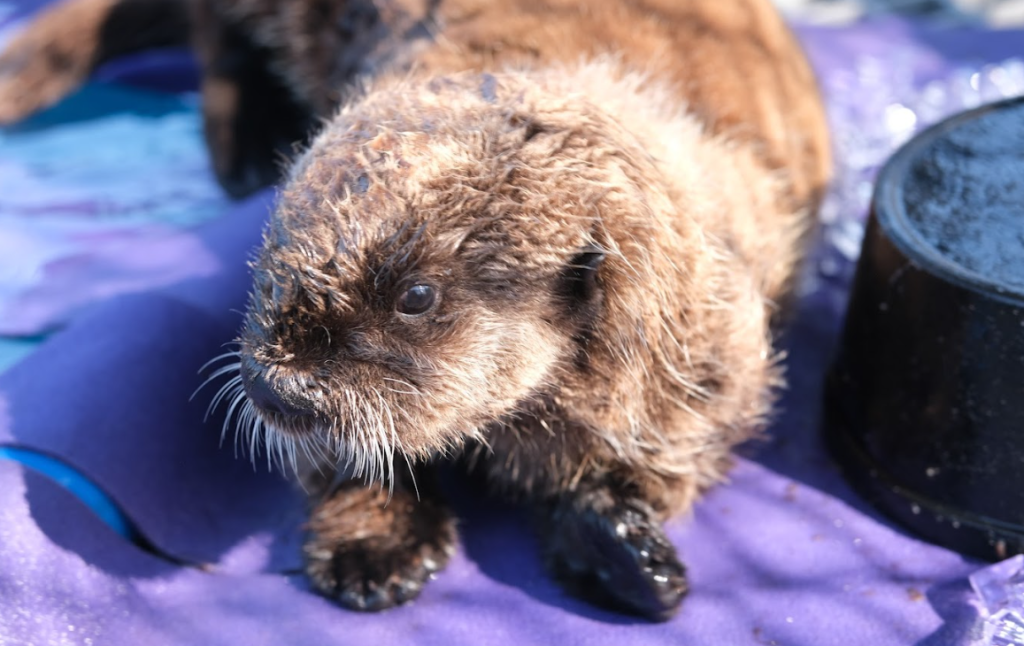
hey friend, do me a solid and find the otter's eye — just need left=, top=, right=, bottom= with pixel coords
left=396, top=284, right=437, bottom=316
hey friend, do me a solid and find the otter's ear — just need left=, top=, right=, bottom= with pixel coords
left=514, top=116, right=573, bottom=156
left=562, top=247, right=606, bottom=306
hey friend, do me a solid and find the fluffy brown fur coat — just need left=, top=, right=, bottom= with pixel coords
left=0, top=0, right=830, bottom=621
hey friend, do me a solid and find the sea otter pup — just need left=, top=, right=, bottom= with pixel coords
left=0, top=0, right=831, bottom=621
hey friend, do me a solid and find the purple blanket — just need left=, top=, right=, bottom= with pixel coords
left=1, top=8, right=1023, bottom=645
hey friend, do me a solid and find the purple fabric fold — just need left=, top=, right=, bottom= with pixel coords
left=0, top=193, right=310, bottom=573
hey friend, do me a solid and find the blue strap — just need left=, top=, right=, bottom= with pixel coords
left=0, top=446, right=136, bottom=539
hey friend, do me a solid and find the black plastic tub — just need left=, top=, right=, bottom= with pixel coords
left=824, top=96, right=1024, bottom=560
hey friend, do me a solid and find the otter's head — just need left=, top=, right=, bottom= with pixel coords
left=228, top=72, right=657, bottom=480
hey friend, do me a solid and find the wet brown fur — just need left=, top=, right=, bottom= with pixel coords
left=0, top=0, right=831, bottom=619
left=236, top=0, right=831, bottom=515
left=238, top=0, right=830, bottom=617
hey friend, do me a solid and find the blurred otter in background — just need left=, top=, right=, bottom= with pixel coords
left=0, top=0, right=830, bottom=621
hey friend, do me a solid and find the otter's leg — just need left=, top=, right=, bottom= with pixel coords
left=304, top=463, right=457, bottom=611
left=190, top=0, right=314, bottom=198
left=536, top=480, right=689, bottom=621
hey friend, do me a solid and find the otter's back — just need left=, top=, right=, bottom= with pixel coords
left=421, top=0, right=831, bottom=211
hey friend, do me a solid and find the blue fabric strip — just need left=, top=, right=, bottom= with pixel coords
left=0, top=337, right=42, bottom=373
left=0, top=446, right=135, bottom=539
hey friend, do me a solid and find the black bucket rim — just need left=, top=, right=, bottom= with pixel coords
left=873, top=94, right=1024, bottom=309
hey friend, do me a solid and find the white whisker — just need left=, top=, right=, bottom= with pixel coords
left=374, top=388, right=397, bottom=501
left=207, top=374, right=243, bottom=422
left=221, top=388, right=248, bottom=446
left=288, top=436, right=299, bottom=476
left=191, top=358, right=241, bottom=402
left=249, top=409, right=261, bottom=469
left=197, top=350, right=241, bottom=375
left=236, top=399, right=252, bottom=457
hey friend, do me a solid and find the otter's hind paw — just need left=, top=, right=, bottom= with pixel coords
left=0, top=29, right=91, bottom=125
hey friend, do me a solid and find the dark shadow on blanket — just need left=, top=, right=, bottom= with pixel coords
left=21, top=466, right=179, bottom=578
left=746, top=265, right=986, bottom=646
left=445, top=469, right=652, bottom=625
left=0, top=293, right=308, bottom=576
left=741, top=269, right=909, bottom=531
left=915, top=578, right=981, bottom=646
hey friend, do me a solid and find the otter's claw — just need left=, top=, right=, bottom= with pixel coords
left=307, top=536, right=452, bottom=611
left=541, top=494, right=688, bottom=621
left=303, top=476, right=456, bottom=611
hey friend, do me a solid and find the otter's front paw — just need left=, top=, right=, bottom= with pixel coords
left=540, top=493, right=688, bottom=621
left=303, top=482, right=457, bottom=611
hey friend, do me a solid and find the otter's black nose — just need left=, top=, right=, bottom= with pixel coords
left=245, top=371, right=313, bottom=418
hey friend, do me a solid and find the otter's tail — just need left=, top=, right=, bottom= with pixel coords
left=0, top=0, right=189, bottom=125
